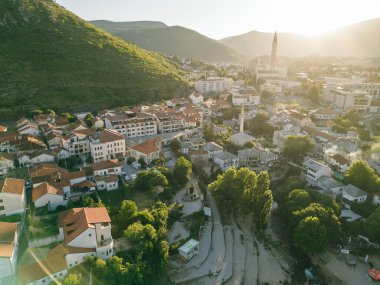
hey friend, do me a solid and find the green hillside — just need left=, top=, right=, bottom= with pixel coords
left=90, top=20, right=168, bottom=34
left=91, top=21, right=244, bottom=63
left=0, top=0, right=190, bottom=118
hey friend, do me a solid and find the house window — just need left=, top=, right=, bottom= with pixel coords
left=0, top=206, right=4, bottom=211
left=89, top=233, right=92, bottom=237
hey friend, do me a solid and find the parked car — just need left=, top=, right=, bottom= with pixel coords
left=124, top=175, right=131, bottom=181
left=131, top=162, right=141, bottom=169
left=130, top=173, right=137, bottom=180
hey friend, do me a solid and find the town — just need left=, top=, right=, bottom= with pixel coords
left=1, top=5, right=380, bottom=283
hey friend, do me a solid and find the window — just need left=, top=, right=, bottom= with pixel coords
left=0, top=206, right=4, bottom=211
left=89, top=233, right=92, bottom=237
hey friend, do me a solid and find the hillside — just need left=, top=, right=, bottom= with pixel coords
left=220, top=18, right=380, bottom=59
left=0, top=0, right=190, bottom=118
left=90, top=20, right=243, bottom=62
left=90, top=20, right=168, bottom=33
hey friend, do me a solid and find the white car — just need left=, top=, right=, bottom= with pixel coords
left=130, top=173, right=137, bottom=180
left=124, top=175, right=130, bottom=181
left=131, top=162, right=141, bottom=169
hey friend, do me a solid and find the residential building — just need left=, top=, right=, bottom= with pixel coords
left=62, top=129, right=92, bottom=157
left=316, top=176, right=344, bottom=197
left=104, top=113, right=157, bottom=138
left=309, top=108, right=337, bottom=121
left=130, top=138, right=161, bottom=164
left=213, top=151, right=239, bottom=171
left=202, top=142, right=223, bottom=158
left=0, top=178, right=25, bottom=216
left=287, top=110, right=312, bottom=128
left=342, top=184, right=368, bottom=207
left=0, top=153, right=15, bottom=176
left=58, top=207, right=113, bottom=261
left=90, top=129, right=125, bottom=163
left=0, top=222, right=19, bottom=284
left=92, top=159, right=122, bottom=177
left=32, top=182, right=66, bottom=211
left=155, top=113, right=181, bottom=134
left=18, top=150, right=55, bottom=167
left=238, top=147, right=278, bottom=166
left=231, top=85, right=260, bottom=106
left=195, top=77, right=233, bottom=94
left=95, top=175, right=119, bottom=191
left=303, top=159, right=331, bottom=183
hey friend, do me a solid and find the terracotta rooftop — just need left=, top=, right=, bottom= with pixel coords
left=0, top=222, right=17, bottom=258
left=18, top=253, right=67, bottom=284
left=132, top=138, right=160, bottom=154
left=61, top=170, right=86, bottom=181
left=32, top=182, right=64, bottom=202
left=0, top=178, right=25, bottom=195
left=331, top=154, right=350, bottom=165
left=92, top=159, right=121, bottom=171
left=98, top=129, right=124, bottom=143
left=58, top=207, right=110, bottom=244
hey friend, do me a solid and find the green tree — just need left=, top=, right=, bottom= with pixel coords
left=252, top=171, right=273, bottom=231
left=285, top=189, right=312, bottom=213
left=294, top=216, right=327, bottom=254
left=135, top=170, right=168, bottom=191
left=345, top=160, right=379, bottom=192
left=61, top=274, right=82, bottom=285
left=169, top=140, right=181, bottom=152
left=308, top=84, right=320, bottom=103
left=283, top=135, right=314, bottom=161
left=84, top=113, right=93, bottom=127
left=249, top=112, right=276, bottom=139
left=173, top=156, right=192, bottom=186
left=364, top=207, right=380, bottom=242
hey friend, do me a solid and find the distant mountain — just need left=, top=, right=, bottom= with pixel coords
left=90, top=20, right=243, bottom=62
left=220, top=18, right=380, bottom=59
left=0, top=0, right=189, bottom=118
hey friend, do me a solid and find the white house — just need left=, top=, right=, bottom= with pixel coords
left=92, top=159, right=122, bottom=177
left=90, top=129, right=126, bottom=163
left=130, top=138, right=161, bottom=164
left=342, top=184, right=368, bottom=207
left=213, top=151, right=239, bottom=171
left=52, top=147, right=70, bottom=161
left=303, top=159, right=331, bottom=183
left=202, top=142, right=223, bottom=158
left=0, top=222, right=19, bottom=284
left=32, top=182, right=66, bottom=211
left=95, top=175, right=119, bottom=191
left=0, top=153, right=15, bottom=176
left=58, top=207, right=113, bottom=261
left=230, top=132, right=254, bottom=147
left=0, top=178, right=25, bottom=216
left=316, top=176, right=344, bottom=197
left=18, top=150, right=55, bottom=166
left=189, top=91, right=204, bottom=105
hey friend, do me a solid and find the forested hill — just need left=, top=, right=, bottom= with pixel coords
left=0, top=0, right=190, bottom=118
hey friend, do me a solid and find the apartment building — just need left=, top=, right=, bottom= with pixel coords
left=90, top=129, right=125, bottom=163
left=104, top=113, right=157, bottom=138
left=0, top=178, right=26, bottom=216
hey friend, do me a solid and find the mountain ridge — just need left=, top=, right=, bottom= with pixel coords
left=90, top=20, right=244, bottom=62
left=220, top=18, right=380, bottom=58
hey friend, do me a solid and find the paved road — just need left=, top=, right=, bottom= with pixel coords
left=225, top=218, right=246, bottom=285
left=243, top=227, right=258, bottom=285
left=172, top=189, right=225, bottom=284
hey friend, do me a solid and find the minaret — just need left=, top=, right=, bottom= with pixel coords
left=270, top=31, right=277, bottom=69
left=239, top=105, right=244, bottom=133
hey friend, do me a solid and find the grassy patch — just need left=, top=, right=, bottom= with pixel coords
left=184, top=210, right=205, bottom=240
left=0, top=214, right=23, bottom=223
left=29, top=214, right=59, bottom=240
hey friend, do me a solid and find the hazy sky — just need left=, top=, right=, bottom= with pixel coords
left=56, top=0, right=380, bottom=39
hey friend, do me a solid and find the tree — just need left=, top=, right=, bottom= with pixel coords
left=252, top=171, right=273, bottom=231
left=168, top=140, right=181, bottom=152
left=283, top=135, right=314, bottom=161
left=173, top=156, right=192, bottom=186
left=60, top=274, right=82, bottom=285
left=138, top=157, right=146, bottom=167
left=308, top=84, right=320, bottom=103
left=364, top=207, right=380, bottom=242
left=249, top=112, right=276, bottom=139
left=294, top=216, right=327, bottom=254
left=345, top=160, right=380, bottom=192
left=285, top=189, right=312, bottom=214
left=84, top=113, right=93, bottom=127
left=261, top=90, right=273, bottom=101
left=61, top=112, right=77, bottom=123
left=135, top=170, right=168, bottom=191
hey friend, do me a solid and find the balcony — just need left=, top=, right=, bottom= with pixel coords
left=97, top=238, right=113, bottom=248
